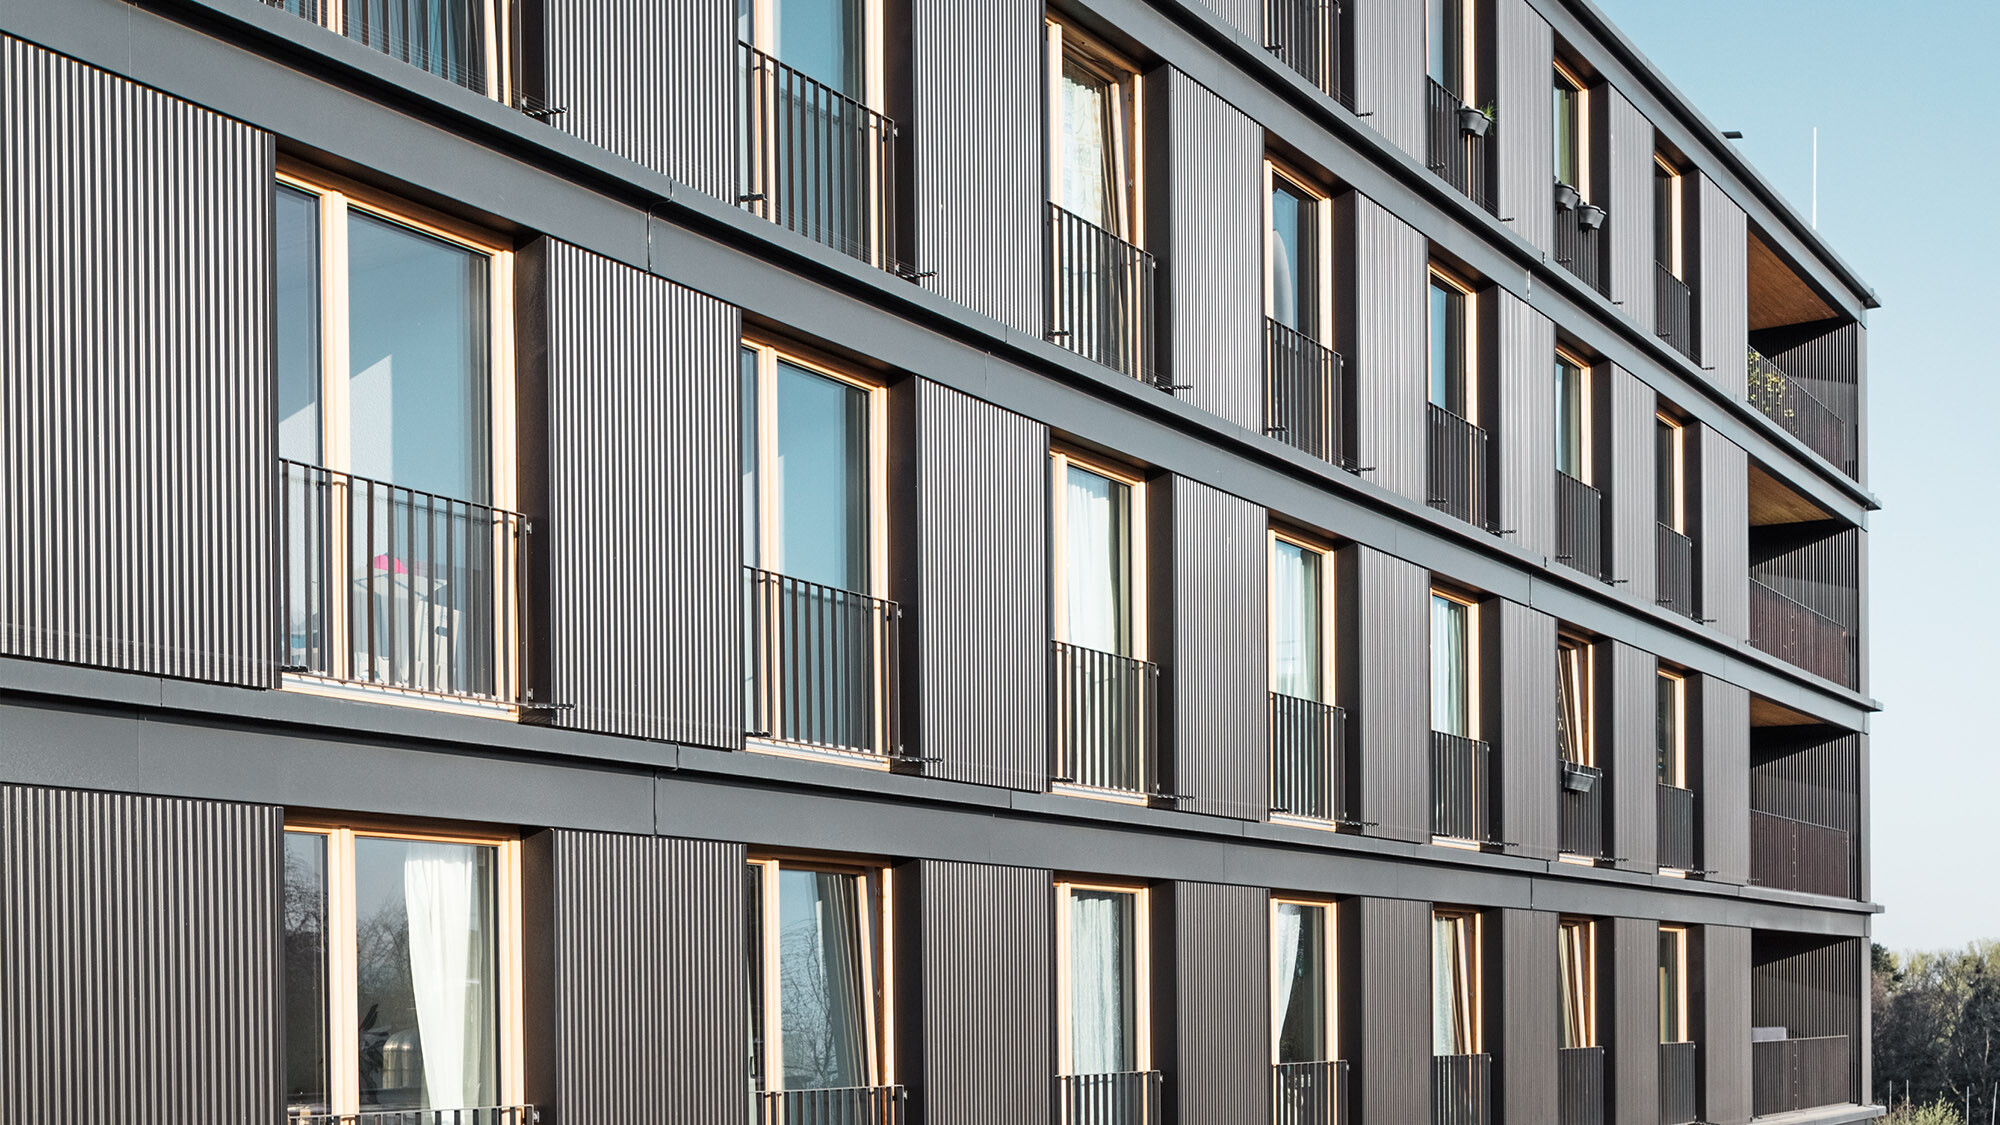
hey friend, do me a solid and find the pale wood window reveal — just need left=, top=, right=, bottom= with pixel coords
left=1431, top=909, right=1483, bottom=1055
left=1263, top=160, right=1334, bottom=341
left=1425, top=0, right=1475, bottom=99
left=1658, top=925, right=1691, bottom=1043
left=1552, top=61, right=1589, bottom=197
left=1272, top=898, right=1338, bottom=1064
left=1655, top=412, right=1687, bottom=533
left=1556, top=634, right=1593, bottom=767
left=1056, top=881, right=1152, bottom=1076
left=1429, top=589, right=1480, bottom=740
left=1428, top=269, right=1477, bottom=421
left=1654, top=154, right=1685, bottom=278
left=1554, top=348, right=1592, bottom=484
left=745, top=858, right=894, bottom=1097
left=1656, top=669, right=1687, bottom=788
left=273, top=0, right=515, bottom=102
left=1046, top=18, right=1144, bottom=241
left=1558, top=917, right=1597, bottom=1049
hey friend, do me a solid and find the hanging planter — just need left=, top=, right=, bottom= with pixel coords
left=1561, top=762, right=1600, bottom=793
left=1577, top=203, right=1608, bottom=231
left=1554, top=182, right=1580, bottom=211
left=1458, top=105, right=1493, bottom=138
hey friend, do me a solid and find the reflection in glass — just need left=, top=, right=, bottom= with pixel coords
left=1657, top=929, right=1686, bottom=1042
left=1272, top=541, right=1322, bottom=701
left=1553, top=73, right=1580, bottom=188
left=775, top=869, right=870, bottom=1089
left=1426, top=0, right=1461, bottom=91
left=1430, top=594, right=1470, bottom=737
left=1432, top=912, right=1474, bottom=1055
left=1555, top=357, right=1585, bottom=479
left=1063, top=465, right=1133, bottom=655
left=277, top=186, right=322, bottom=465
left=1275, top=903, right=1327, bottom=1063
left=1429, top=279, right=1466, bottom=414
left=283, top=832, right=331, bottom=1111
left=1556, top=639, right=1588, bottom=765
left=1559, top=920, right=1590, bottom=1048
left=1269, top=183, right=1318, bottom=335
left=746, top=863, right=767, bottom=1091
left=1059, top=59, right=1116, bottom=231
left=1070, top=889, right=1137, bottom=1074
left=1655, top=419, right=1679, bottom=530
left=1656, top=674, right=1680, bottom=786
left=346, top=0, right=488, bottom=91
left=772, top=362, right=869, bottom=591
left=770, top=0, right=863, bottom=98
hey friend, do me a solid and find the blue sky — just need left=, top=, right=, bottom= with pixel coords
left=1591, top=0, right=1995, bottom=951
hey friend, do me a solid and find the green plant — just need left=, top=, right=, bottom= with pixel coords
left=1884, top=1099, right=1965, bottom=1125
left=1480, top=101, right=1497, bottom=121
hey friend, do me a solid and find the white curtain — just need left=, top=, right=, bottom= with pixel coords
left=1070, top=891, right=1132, bottom=1074
left=404, top=842, right=482, bottom=1111
left=1431, top=596, right=1469, bottom=736
left=1432, top=914, right=1473, bottom=1056
left=1274, top=903, right=1305, bottom=1041
left=1065, top=468, right=1126, bottom=655
left=1059, top=62, right=1112, bottom=228
left=1272, top=543, right=1319, bottom=700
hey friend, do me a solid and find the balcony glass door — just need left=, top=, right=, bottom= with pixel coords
left=1555, top=356, right=1585, bottom=481
left=1431, top=911, right=1477, bottom=1055
left=1426, top=0, right=1465, bottom=97
left=1061, top=464, right=1134, bottom=657
left=1067, top=887, right=1139, bottom=1074
left=1658, top=927, right=1689, bottom=1042
left=1268, top=178, right=1322, bottom=338
left=1553, top=67, right=1581, bottom=189
left=742, top=348, right=871, bottom=593
left=1559, top=918, right=1593, bottom=1049
left=1430, top=594, right=1471, bottom=738
left=1272, top=540, right=1323, bottom=701
left=1274, top=902, right=1330, bottom=1064
left=1429, top=277, right=1470, bottom=416
left=740, top=0, right=865, bottom=99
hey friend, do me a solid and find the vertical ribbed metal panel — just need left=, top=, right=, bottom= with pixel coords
left=1698, top=926, right=1754, bottom=1125
left=1494, top=0, right=1553, bottom=253
left=0, top=36, right=275, bottom=688
left=1192, top=0, right=1262, bottom=39
left=1497, top=292, right=1557, bottom=559
left=1698, top=675, right=1750, bottom=886
left=1750, top=728, right=1861, bottom=900
left=1608, top=916, right=1660, bottom=1125
left=1353, top=196, right=1429, bottom=503
left=913, top=381, right=1051, bottom=789
left=1337, top=545, right=1431, bottom=842
left=1166, top=477, right=1268, bottom=819
left=0, top=784, right=282, bottom=1125
left=1607, top=366, right=1656, bottom=601
left=912, top=0, right=1043, bottom=330
left=541, top=0, right=733, bottom=197
left=1607, top=641, right=1658, bottom=871
left=1758, top=319, right=1863, bottom=457
left=534, top=830, right=747, bottom=1124
left=1751, top=934, right=1862, bottom=1101
left=1489, top=599, right=1557, bottom=859
left=1699, top=429, right=1749, bottom=639
left=540, top=242, right=740, bottom=746
left=1163, top=882, right=1270, bottom=1125
left=1161, top=70, right=1263, bottom=430
left=1697, top=176, right=1748, bottom=397
left=1750, top=523, right=1860, bottom=632
left=1353, top=0, right=1425, bottom=159
left=1341, top=896, right=1432, bottom=1124
left=907, top=860, right=1053, bottom=1125
left=1854, top=732, right=1872, bottom=904
left=1604, top=88, right=1653, bottom=332
left=1496, top=909, right=1559, bottom=1125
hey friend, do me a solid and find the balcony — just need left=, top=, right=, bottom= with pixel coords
left=1655, top=262, right=1698, bottom=362
left=1050, top=641, right=1161, bottom=796
left=1557, top=1046, right=1605, bottom=1125
left=1430, top=732, right=1496, bottom=844
left=1655, top=523, right=1697, bottom=619
left=1270, top=693, right=1351, bottom=823
left=1263, top=0, right=1352, bottom=107
left=1428, top=404, right=1493, bottom=531
left=756, top=1086, right=908, bottom=1125
left=1554, top=471, right=1605, bottom=580
left=745, top=568, right=902, bottom=757
left=1424, top=79, right=1496, bottom=214
left=739, top=42, right=902, bottom=272
left=1430, top=1053, right=1492, bottom=1125
left=284, top=1109, right=540, bottom=1125
left=1659, top=1042, right=1699, bottom=1125
left=1274, top=1060, right=1350, bottom=1125
left=279, top=460, right=526, bottom=705
left=1657, top=783, right=1697, bottom=871
left=1046, top=202, right=1159, bottom=384
left=1748, top=350, right=1856, bottom=477
left=1749, top=578, right=1856, bottom=687
left=1752, top=1034, right=1852, bottom=1116
left=1557, top=762, right=1606, bottom=860
left=1055, top=1071, right=1163, bottom=1125
left=1552, top=189, right=1607, bottom=295
left=256, top=0, right=545, bottom=113
left=1750, top=810, right=1852, bottom=898
left=1265, top=318, right=1352, bottom=469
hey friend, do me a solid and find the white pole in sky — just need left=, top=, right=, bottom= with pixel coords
left=1811, top=126, right=1819, bottom=231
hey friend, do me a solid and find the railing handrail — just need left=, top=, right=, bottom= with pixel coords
left=1747, top=350, right=1846, bottom=423
left=1748, top=576, right=1847, bottom=631
left=1052, top=638, right=1155, bottom=669
left=1656, top=521, right=1693, bottom=549
left=1749, top=806, right=1848, bottom=832
left=1428, top=400, right=1482, bottom=435
left=1555, top=468, right=1599, bottom=501
left=738, top=40, right=895, bottom=131
left=1047, top=200, right=1154, bottom=262
left=743, top=566, right=903, bottom=757
left=284, top=1108, right=541, bottom=1125
left=744, top=563, right=900, bottom=613
left=278, top=458, right=523, bottom=523
left=1655, top=260, right=1692, bottom=299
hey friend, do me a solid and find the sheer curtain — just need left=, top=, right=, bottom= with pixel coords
left=1432, top=914, right=1473, bottom=1055
left=1070, top=891, right=1133, bottom=1074
left=403, top=842, right=486, bottom=1111
left=1272, top=543, right=1320, bottom=700
left=1273, top=904, right=1308, bottom=1063
left=1430, top=595, right=1469, bottom=736
left=1065, top=468, right=1126, bottom=655
left=1059, top=61, right=1113, bottom=229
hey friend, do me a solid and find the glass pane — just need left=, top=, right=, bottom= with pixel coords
left=1553, top=76, right=1579, bottom=187
left=1556, top=640, right=1584, bottom=765
left=1270, top=184, right=1317, bottom=335
left=283, top=832, right=331, bottom=1112
left=353, top=836, right=499, bottom=1111
left=1428, top=280, right=1464, bottom=414
left=347, top=211, right=490, bottom=502
left=771, top=0, right=863, bottom=98
left=746, top=864, right=767, bottom=1090
left=1430, top=595, right=1469, bottom=736
left=1069, top=889, right=1137, bottom=1073
left=1658, top=931, right=1683, bottom=1042
left=1275, top=903, right=1327, bottom=1064
left=346, top=0, right=489, bottom=91
left=742, top=348, right=760, bottom=566
left=1063, top=465, right=1133, bottom=655
left=1431, top=914, right=1470, bottom=1055
left=1059, top=59, right=1116, bottom=229
left=770, top=361, right=869, bottom=591
left=1426, top=0, right=1459, bottom=89
left=776, top=869, right=871, bottom=1089
left=1656, top=675, right=1679, bottom=785
left=1272, top=541, right=1322, bottom=701
left=1655, top=420, right=1677, bottom=529
left=1555, top=359, right=1584, bottom=479
left=1655, top=165, right=1675, bottom=270
left=1559, top=922, right=1588, bottom=1049
left=278, top=186, right=322, bottom=465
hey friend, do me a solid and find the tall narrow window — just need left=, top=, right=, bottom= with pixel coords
left=1553, top=64, right=1584, bottom=191
left=1555, top=353, right=1587, bottom=482
left=1430, top=593, right=1474, bottom=738
left=1429, top=273, right=1472, bottom=417
left=1266, top=164, right=1328, bottom=339
left=1658, top=926, right=1690, bottom=1043
left=1273, top=900, right=1336, bottom=1064
left=1271, top=536, right=1327, bottom=702
left=1655, top=415, right=1685, bottom=533
left=1052, top=454, right=1143, bottom=659
left=1556, top=635, right=1591, bottom=766
left=738, top=0, right=874, bottom=102
left=1654, top=156, right=1683, bottom=277
left=1059, top=883, right=1149, bottom=1076
left=746, top=859, right=890, bottom=1098
left=1656, top=670, right=1685, bottom=787
left=1559, top=918, right=1595, bottom=1049
left=1426, top=0, right=1466, bottom=96
left=1048, top=22, right=1140, bottom=239
left=1432, top=910, right=1480, bottom=1055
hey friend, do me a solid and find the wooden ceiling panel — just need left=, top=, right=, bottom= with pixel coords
left=1748, top=231, right=1838, bottom=331
left=1750, top=695, right=1823, bottom=727
left=1748, top=461, right=1832, bottom=526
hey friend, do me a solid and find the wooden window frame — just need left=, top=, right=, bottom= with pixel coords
left=1432, top=907, right=1484, bottom=1055
left=1655, top=154, right=1685, bottom=278
left=1428, top=267, right=1478, bottom=423
left=1657, top=669, right=1688, bottom=789
left=1656, top=412, right=1686, bottom=533
left=1558, top=916, right=1598, bottom=1049
left=1268, top=528, right=1335, bottom=705
left=745, top=855, right=895, bottom=1091
left=1054, top=879, right=1152, bottom=1075
left=1046, top=17, right=1145, bottom=243
left=1555, top=346, right=1593, bottom=485
left=1556, top=631, right=1595, bottom=769
left=1270, top=896, right=1339, bottom=1064
left=1658, top=925, right=1691, bottom=1044
left=1049, top=449, right=1149, bottom=662
left=1430, top=586, right=1482, bottom=739
left=1262, top=159, right=1334, bottom=340
left=1552, top=60, right=1589, bottom=198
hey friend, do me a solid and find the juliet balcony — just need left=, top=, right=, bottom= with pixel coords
left=1270, top=692, right=1352, bottom=824
left=1430, top=731, right=1497, bottom=846
left=1265, top=318, right=1353, bottom=470
left=744, top=567, right=904, bottom=758
left=1046, top=203, right=1159, bottom=385
left=1425, top=79, right=1496, bottom=215
left=1050, top=641, right=1163, bottom=798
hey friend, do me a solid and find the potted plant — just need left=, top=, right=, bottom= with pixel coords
left=1458, top=102, right=1494, bottom=138
left=1577, top=202, right=1607, bottom=231
left=1554, top=181, right=1580, bottom=211
left=1560, top=761, right=1599, bottom=793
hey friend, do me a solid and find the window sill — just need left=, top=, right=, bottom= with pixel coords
left=280, top=673, right=519, bottom=720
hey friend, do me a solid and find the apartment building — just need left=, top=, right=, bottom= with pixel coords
left=0, top=0, right=1878, bottom=1123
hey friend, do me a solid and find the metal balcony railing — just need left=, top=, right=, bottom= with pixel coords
left=279, top=460, right=526, bottom=704
left=1274, top=1059, right=1351, bottom=1125
left=1657, top=783, right=1697, bottom=871
left=260, top=0, right=530, bottom=107
left=1055, top=1071, right=1163, bottom=1125
left=1270, top=693, right=1351, bottom=823
left=1659, top=1041, right=1700, bottom=1125
left=1554, top=471, right=1605, bottom=580
left=1430, top=1054, right=1492, bottom=1125
left=755, top=1085, right=908, bottom=1125
left=744, top=567, right=903, bottom=757
left=1263, top=0, right=1352, bottom=107
left=285, top=1108, right=540, bottom=1125
left=1553, top=192, right=1607, bottom=295
left=1748, top=350, right=1856, bottom=477
left=1750, top=809, right=1852, bottom=898
left=1265, top=318, right=1352, bottom=469
left=1558, top=762, right=1606, bottom=860
left=1425, top=79, right=1496, bottom=214
left=1050, top=642, right=1161, bottom=796
left=1752, top=1035, right=1852, bottom=1116
left=1656, top=523, right=1697, bottom=619
left=1428, top=404, right=1493, bottom=531
left=1430, top=731, right=1495, bottom=844
left=1046, top=202, right=1159, bottom=384
left=1749, top=577, right=1857, bottom=687
left=1655, top=262, right=1697, bottom=362
left=1557, top=1046, right=1606, bottom=1125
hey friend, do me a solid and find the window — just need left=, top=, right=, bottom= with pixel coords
left=1058, top=883, right=1150, bottom=1076
left=737, top=0, right=880, bottom=104
left=1266, top=162, right=1330, bottom=339
left=745, top=858, right=891, bottom=1093
left=272, top=0, right=515, bottom=100
left=1428, top=272, right=1473, bottom=418
left=1656, top=670, right=1686, bottom=787
left=1553, top=63, right=1586, bottom=193
left=1655, top=414, right=1685, bottom=533
left=1426, top=0, right=1469, bottom=96
left=1559, top=918, right=1596, bottom=1049
left=282, top=824, right=521, bottom=1116
left=1051, top=453, right=1145, bottom=660
left=1430, top=592, right=1476, bottom=739
left=1556, top=635, right=1592, bottom=766
left=1654, top=156, right=1684, bottom=277
left=1658, top=926, right=1689, bottom=1043
left=740, top=341, right=884, bottom=596
left=1555, top=352, right=1588, bottom=482
left=1047, top=20, right=1142, bottom=239
left=1270, top=534, right=1330, bottom=702
left=1273, top=900, right=1336, bottom=1064
left=1432, top=909, right=1481, bottom=1055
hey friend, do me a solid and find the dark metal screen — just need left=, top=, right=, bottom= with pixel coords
left=1555, top=471, right=1606, bottom=581
left=1263, top=0, right=1352, bottom=107
left=1050, top=641, right=1161, bottom=795
left=1655, top=523, right=1697, bottom=619
left=1556, top=1046, right=1606, bottom=1125
left=1265, top=318, right=1351, bottom=469
left=1273, top=1059, right=1350, bottom=1125
left=1430, top=1054, right=1492, bottom=1125
left=744, top=567, right=904, bottom=757
left=1748, top=350, right=1855, bottom=476
left=1658, top=1042, right=1699, bottom=1125
left=1425, top=79, right=1495, bottom=214
left=1428, top=404, right=1492, bottom=531
left=1558, top=763, right=1606, bottom=859
left=1045, top=202, right=1159, bottom=384
left=1657, top=783, right=1697, bottom=871
left=1655, top=262, right=1697, bottom=362
left=1270, top=693, right=1351, bottom=823
left=1055, top=1071, right=1163, bottom=1125
left=1430, top=731, right=1495, bottom=843
left=1553, top=197, right=1606, bottom=295
left=756, top=1085, right=909, bottom=1125
left=1749, top=809, right=1852, bottom=898
left=1752, top=1036, right=1852, bottom=1116
left=1749, top=578, right=1856, bottom=687
left=285, top=1108, right=540, bottom=1125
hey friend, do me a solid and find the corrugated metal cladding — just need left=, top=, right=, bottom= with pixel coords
left=1750, top=727, right=1861, bottom=900
left=1336, top=544, right=1429, bottom=842
left=1352, top=197, right=1429, bottom=504
left=1751, top=933, right=1863, bottom=1102
left=1699, top=926, right=1754, bottom=1125
left=1352, top=0, right=1425, bottom=160
left=1496, top=292, right=1557, bottom=559
left=1495, top=910, right=1558, bottom=1125
left=1604, top=87, right=1654, bottom=332
left=1487, top=599, right=1557, bottom=859
left=1607, top=366, right=1656, bottom=601
left=538, top=242, right=743, bottom=747
left=903, top=860, right=1053, bottom=1125
left=1339, top=896, right=1431, bottom=1123
left=1699, top=429, right=1749, bottom=639
left=1757, top=319, right=1862, bottom=447
left=1159, top=69, right=1263, bottom=431
left=1493, top=0, right=1553, bottom=253
left=540, top=0, right=733, bottom=197
left=1159, top=883, right=1269, bottom=1125
left=911, top=0, right=1043, bottom=331
left=528, top=830, right=748, bottom=1125
left=1697, top=175, right=1749, bottom=398
left=911, top=380, right=1050, bottom=790
left=1608, top=916, right=1660, bottom=1125
left=1607, top=641, right=1658, bottom=871
left=1163, top=477, right=1268, bottom=819
left=1698, top=675, right=1750, bottom=885
left=0, top=36, right=275, bottom=688
left=0, top=785, right=282, bottom=1125
left=1191, top=0, right=1261, bottom=39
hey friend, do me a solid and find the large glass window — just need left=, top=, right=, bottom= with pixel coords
left=1061, top=884, right=1146, bottom=1075
left=746, top=859, right=887, bottom=1092
left=1430, top=593, right=1473, bottom=738
left=741, top=343, right=877, bottom=594
left=1429, top=274, right=1471, bottom=416
left=1267, top=166, right=1325, bottom=338
left=738, top=0, right=868, bottom=100
left=1553, top=65, right=1583, bottom=190
left=1556, top=635, right=1591, bottom=766
left=1559, top=918, right=1595, bottom=1049
left=1274, top=901, right=1334, bottom=1064
left=1654, top=157, right=1682, bottom=276
left=1054, top=456, right=1140, bottom=658
left=1432, top=910, right=1480, bottom=1055
left=1049, top=23, right=1139, bottom=238
left=1659, top=926, right=1689, bottom=1043
left=1555, top=354, right=1587, bottom=482
left=1426, top=0, right=1465, bottom=94
left=1656, top=670, right=1685, bottom=787
left=1271, top=537, right=1326, bottom=702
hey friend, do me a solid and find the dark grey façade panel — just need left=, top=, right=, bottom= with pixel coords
left=1337, top=544, right=1430, bottom=843
left=529, top=241, right=742, bottom=747
left=1488, top=598, right=1558, bottom=859
left=1351, top=0, right=1424, bottom=158
left=1495, top=909, right=1559, bottom=1125
left=1607, top=915, right=1660, bottom=1125
left=1494, top=0, right=1554, bottom=254
left=907, top=380, right=1050, bottom=790
left=0, top=35, right=275, bottom=689
left=1604, top=86, right=1654, bottom=334
left=1496, top=292, right=1558, bottom=568
left=1339, top=895, right=1431, bottom=1124
left=1697, top=175, right=1749, bottom=398
left=1351, top=195, right=1430, bottom=506
left=1697, top=925, right=1754, bottom=1125
left=1698, top=675, right=1750, bottom=886
left=1699, top=428, right=1749, bottom=640
left=1750, top=727, right=1862, bottom=902
left=1607, top=640, right=1658, bottom=872
left=1607, top=366, right=1657, bottom=601
left=0, top=784, right=282, bottom=1125
left=1157, top=882, right=1270, bottom=1125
